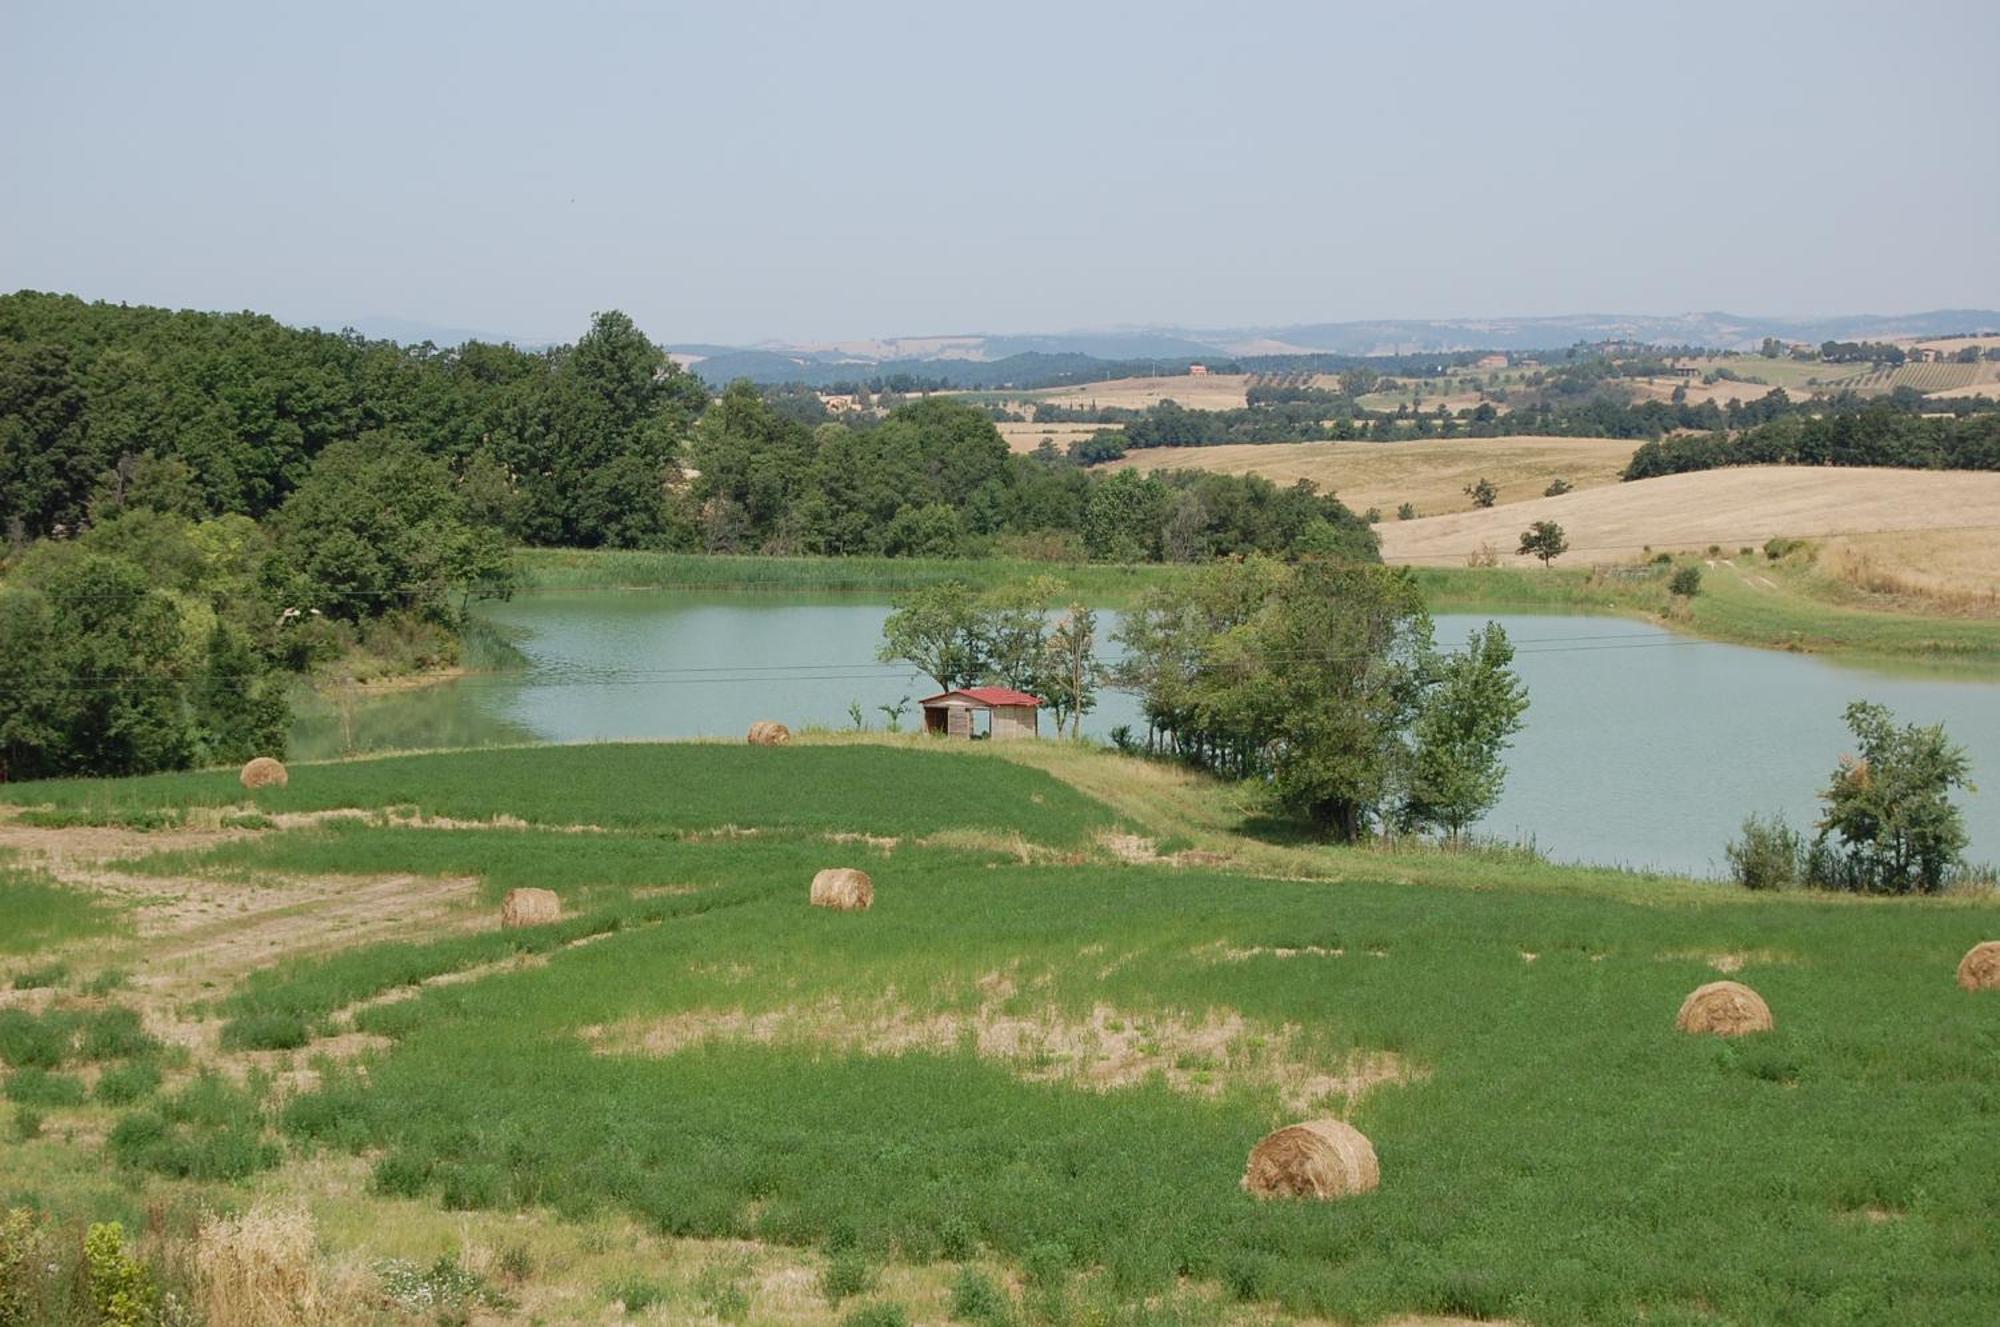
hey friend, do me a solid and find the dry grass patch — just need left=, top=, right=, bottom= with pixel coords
left=1377, top=466, right=2000, bottom=567
left=584, top=991, right=1414, bottom=1112
left=1819, top=529, right=2000, bottom=616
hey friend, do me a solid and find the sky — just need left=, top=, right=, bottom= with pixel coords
left=4, top=0, right=1998, bottom=346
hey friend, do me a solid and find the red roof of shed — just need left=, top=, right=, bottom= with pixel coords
left=918, top=687, right=1042, bottom=708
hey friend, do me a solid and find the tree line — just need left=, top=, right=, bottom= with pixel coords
left=1622, top=404, right=2000, bottom=481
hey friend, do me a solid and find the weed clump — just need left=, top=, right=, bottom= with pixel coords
left=950, top=1268, right=1011, bottom=1324
left=1725, top=814, right=1803, bottom=891
left=821, top=1249, right=876, bottom=1305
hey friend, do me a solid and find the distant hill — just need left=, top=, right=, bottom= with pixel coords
left=675, top=310, right=2000, bottom=384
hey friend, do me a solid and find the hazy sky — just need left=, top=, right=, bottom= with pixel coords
left=4, top=1, right=1997, bottom=345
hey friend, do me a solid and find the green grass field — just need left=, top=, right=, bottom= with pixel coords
left=0, top=866, right=122, bottom=956
left=3, top=741, right=1996, bottom=1325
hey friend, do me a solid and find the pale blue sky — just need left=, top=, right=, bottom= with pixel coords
left=4, top=0, right=1996, bottom=345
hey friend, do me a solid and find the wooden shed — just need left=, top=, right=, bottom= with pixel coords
left=918, top=687, right=1042, bottom=741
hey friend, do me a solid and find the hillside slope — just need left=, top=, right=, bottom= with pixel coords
left=1377, top=466, right=2000, bottom=566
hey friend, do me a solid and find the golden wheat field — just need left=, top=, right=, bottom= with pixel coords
left=996, top=420, right=1119, bottom=454
left=1375, top=466, right=2000, bottom=569
left=1106, top=436, right=1638, bottom=516
left=1013, top=372, right=1253, bottom=412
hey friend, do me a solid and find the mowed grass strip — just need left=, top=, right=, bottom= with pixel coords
left=0, top=743, right=1119, bottom=843
left=265, top=824, right=2000, bottom=1326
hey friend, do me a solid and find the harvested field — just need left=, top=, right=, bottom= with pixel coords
left=1107, top=436, right=1638, bottom=516
left=997, top=372, right=1251, bottom=412
left=1377, top=466, right=2000, bottom=566
left=995, top=419, right=1117, bottom=454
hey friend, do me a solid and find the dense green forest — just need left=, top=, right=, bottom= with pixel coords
left=0, top=292, right=1378, bottom=778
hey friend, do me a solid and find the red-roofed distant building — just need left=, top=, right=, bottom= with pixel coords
left=918, top=687, right=1042, bottom=740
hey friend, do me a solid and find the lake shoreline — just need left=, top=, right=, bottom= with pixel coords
left=512, top=547, right=2000, bottom=673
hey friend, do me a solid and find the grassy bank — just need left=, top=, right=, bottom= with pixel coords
left=514, top=547, right=2000, bottom=670
left=1, top=738, right=1995, bottom=1325
left=514, top=547, right=1184, bottom=605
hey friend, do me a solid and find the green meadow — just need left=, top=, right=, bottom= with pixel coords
left=3, top=740, right=1996, bottom=1325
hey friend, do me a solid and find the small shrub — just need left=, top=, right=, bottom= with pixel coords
left=220, top=1011, right=311, bottom=1052
left=937, top=1212, right=976, bottom=1262
left=606, top=1275, right=668, bottom=1312
left=10, top=1107, right=43, bottom=1141
left=1544, top=477, right=1573, bottom=496
left=0, top=1009, right=75, bottom=1069
left=821, top=1250, right=876, bottom=1305
left=5, top=1068, right=88, bottom=1107
left=369, top=1151, right=433, bottom=1198
left=80, top=1007, right=159, bottom=1061
left=1764, top=536, right=1806, bottom=561
left=1, top=1207, right=60, bottom=1326
left=1650, top=551, right=1673, bottom=565
left=1725, top=814, right=1803, bottom=891
left=81, top=969, right=130, bottom=996
left=374, top=1254, right=509, bottom=1319
left=1362, top=506, right=1382, bottom=523
left=1396, top=502, right=1417, bottom=520
left=950, top=1268, right=1012, bottom=1324
left=496, top=1243, right=534, bottom=1282
left=95, top=1061, right=163, bottom=1106
left=85, top=1223, right=158, bottom=1327
left=1669, top=565, right=1703, bottom=598
left=694, top=1259, right=751, bottom=1322
left=843, top=1304, right=910, bottom=1327
left=1706, top=544, right=1721, bottom=556
left=11, top=962, right=67, bottom=990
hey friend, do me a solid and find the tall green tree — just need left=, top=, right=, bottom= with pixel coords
left=1040, top=604, right=1105, bottom=739
left=1258, top=561, right=1435, bottom=840
left=1400, top=623, right=1529, bottom=839
left=878, top=581, right=986, bottom=693
left=1813, top=701, right=1972, bottom=894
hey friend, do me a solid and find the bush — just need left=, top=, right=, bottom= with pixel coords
left=5, top=1069, right=87, bottom=1107
left=0, top=1010, right=75, bottom=1069
left=1669, top=565, right=1702, bottom=597
left=10, top=963, right=67, bottom=990
left=94, top=1061, right=163, bottom=1105
left=843, top=1304, right=910, bottom=1327
left=1764, top=536, right=1807, bottom=561
left=1725, top=815, right=1803, bottom=890
left=821, top=1250, right=876, bottom=1305
left=1544, top=478, right=1573, bottom=496
left=1396, top=502, right=1417, bottom=520
left=9, top=1108, right=42, bottom=1141
left=219, top=1011, right=311, bottom=1051
left=949, top=1268, right=1010, bottom=1323
left=605, top=1276, right=667, bottom=1312
left=80, top=1007, right=159, bottom=1061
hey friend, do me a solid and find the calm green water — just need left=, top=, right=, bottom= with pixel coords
left=292, top=590, right=1999, bottom=876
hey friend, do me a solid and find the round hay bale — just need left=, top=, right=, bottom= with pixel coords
left=1242, top=1119, right=1379, bottom=1200
left=239, top=756, right=288, bottom=790
left=747, top=721, right=792, bottom=746
left=1674, top=980, right=1773, bottom=1036
left=809, top=868, right=873, bottom=912
left=501, top=887, right=563, bottom=929
left=1957, top=940, right=2000, bottom=992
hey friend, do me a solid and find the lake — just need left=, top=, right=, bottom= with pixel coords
left=292, top=591, right=1999, bottom=877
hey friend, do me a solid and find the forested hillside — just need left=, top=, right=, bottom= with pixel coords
left=0, top=292, right=1375, bottom=779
